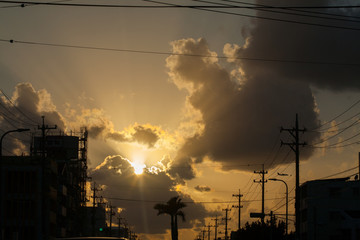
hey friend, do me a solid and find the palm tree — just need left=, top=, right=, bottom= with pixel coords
left=154, top=196, right=186, bottom=240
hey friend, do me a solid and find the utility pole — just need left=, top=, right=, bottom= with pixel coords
left=38, top=116, right=57, bottom=240
left=254, top=164, right=267, bottom=224
left=281, top=113, right=306, bottom=239
left=358, top=152, right=360, bottom=178
left=207, top=224, right=211, bottom=240
left=201, top=229, right=206, bottom=240
left=108, top=204, right=115, bottom=237
left=38, top=116, right=57, bottom=158
left=222, top=208, right=231, bottom=240
left=91, top=182, right=102, bottom=236
left=118, top=216, right=124, bottom=237
left=212, top=215, right=219, bottom=240
left=232, top=189, right=243, bottom=231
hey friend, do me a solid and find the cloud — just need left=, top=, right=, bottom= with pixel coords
left=229, top=0, right=360, bottom=91
left=90, top=155, right=215, bottom=234
left=72, top=109, right=164, bottom=148
left=130, top=125, right=160, bottom=148
left=194, top=185, right=211, bottom=192
left=0, top=83, right=66, bottom=154
left=166, top=38, right=320, bottom=179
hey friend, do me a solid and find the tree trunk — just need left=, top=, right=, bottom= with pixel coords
left=174, top=215, right=178, bottom=240
left=171, top=215, right=175, bottom=240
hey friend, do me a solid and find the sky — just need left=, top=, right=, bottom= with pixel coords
left=1, top=0, right=360, bottom=239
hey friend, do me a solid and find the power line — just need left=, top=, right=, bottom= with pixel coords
left=311, top=97, right=360, bottom=131
left=317, top=166, right=358, bottom=180
left=0, top=89, right=39, bottom=125
left=0, top=0, right=359, bottom=9
left=195, top=0, right=360, bottom=24
left=222, top=0, right=360, bottom=20
left=102, top=196, right=285, bottom=204
left=144, top=0, right=360, bottom=31
left=310, top=111, right=360, bottom=133
left=312, top=118, right=360, bottom=145
left=310, top=131, right=360, bottom=149
left=2, top=38, right=360, bottom=66
left=0, top=0, right=73, bottom=8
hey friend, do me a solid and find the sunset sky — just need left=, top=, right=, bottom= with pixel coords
left=1, top=0, right=360, bottom=239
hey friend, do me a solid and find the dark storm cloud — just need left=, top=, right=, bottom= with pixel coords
left=231, top=0, right=360, bottom=91
left=90, top=155, right=214, bottom=234
left=86, top=121, right=161, bottom=148
left=166, top=38, right=320, bottom=179
left=130, top=125, right=160, bottom=148
left=195, top=185, right=211, bottom=192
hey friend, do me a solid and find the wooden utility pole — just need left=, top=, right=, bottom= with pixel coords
left=222, top=208, right=231, bottom=240
left=108, top=204, right=115, bottom=237
left=232, top=189, right=243, bottom=231
left=207, top=224, right=211, bottom=240
left=254, top=164, right=267, bottom=224
left=38, top=115, right=57, bottom=158
left=38, top=116, right=57, bottom=239
left=281, top=113, right=306, bottom=239
left=201, top=229, right=206, bottom=240
left=212, top=215, right=219, bottom=240
left=118, top=216, right=124, bottom=237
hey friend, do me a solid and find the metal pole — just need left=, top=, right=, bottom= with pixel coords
left=295, top=114, right=300, bottom=239
left=0, top=128, right=30, bottom=240
left=269, top=178, right=288, bottom=235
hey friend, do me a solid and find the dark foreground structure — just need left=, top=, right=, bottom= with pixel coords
left=299, top=177, right=360, bottom=240
left=0, top=129, right=90, bottom=239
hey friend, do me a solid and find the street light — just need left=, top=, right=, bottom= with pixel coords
left=0, top=128, right=30, bottom=157
left=269, top=178, right=288, bottom=235
left=0, top=128, right=30, bottom=238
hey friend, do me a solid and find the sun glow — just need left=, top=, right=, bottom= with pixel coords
left=131, top=153, right=146, bottom=175
left=132, top=162, right=146, bottom=175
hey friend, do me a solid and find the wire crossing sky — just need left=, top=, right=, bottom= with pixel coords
left=1, top=0, right=360, bottom=239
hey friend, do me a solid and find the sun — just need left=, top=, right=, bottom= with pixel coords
left=130, top=153, right=146, bottom=175
left=132, top=162, right=145, bottom=175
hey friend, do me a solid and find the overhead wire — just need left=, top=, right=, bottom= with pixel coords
left=0, top=0, right=358, bottom=9
left=221, top=0, right=360, bottom=21
left=316, top=166, right=358, bottom=180
left=195, top=0, right=360, bottom=23
left=144, top=0, right=360, bottom=31
left=311, top=118, right=360, bottom=145
left=310, top=97, right=360, bottom=131
left=310, top=111, right=360, bottom=133
left=309, top=130, right=360, bottom=149
left=1, top=38, right=360, bottom=67
left=0, top=0, right=73, bottom=8
left=0, top=89, right=39, bottom=125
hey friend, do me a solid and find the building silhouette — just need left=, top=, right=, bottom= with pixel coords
left=299, top=177, right=360, bottom=240
left=2, top=156, right=58, bottom=239
left=0, top=128, right=98, bottom=239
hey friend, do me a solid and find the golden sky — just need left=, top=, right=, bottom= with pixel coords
left=1, top=0, right=360, bottom=239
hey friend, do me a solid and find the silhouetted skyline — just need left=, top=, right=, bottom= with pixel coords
left=1, top=0, right=360, bottom=239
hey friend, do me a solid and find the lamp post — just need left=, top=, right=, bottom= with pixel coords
left=269, top=178, right=288, bottom=235
left=0, top=128, right=30, bottom=157
left=0, top=128, right=30, bottom=239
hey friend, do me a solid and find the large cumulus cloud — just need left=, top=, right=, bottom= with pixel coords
left=90, top=155, right=215, bottom=234
left=230, top=0, right=360, bottom=91
left=0, top=83, right=66, bottom=154
left=166, top=38, right=320, bottom=179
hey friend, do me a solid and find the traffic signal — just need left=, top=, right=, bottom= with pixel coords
left=99, top=227, right=103, bottom=232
